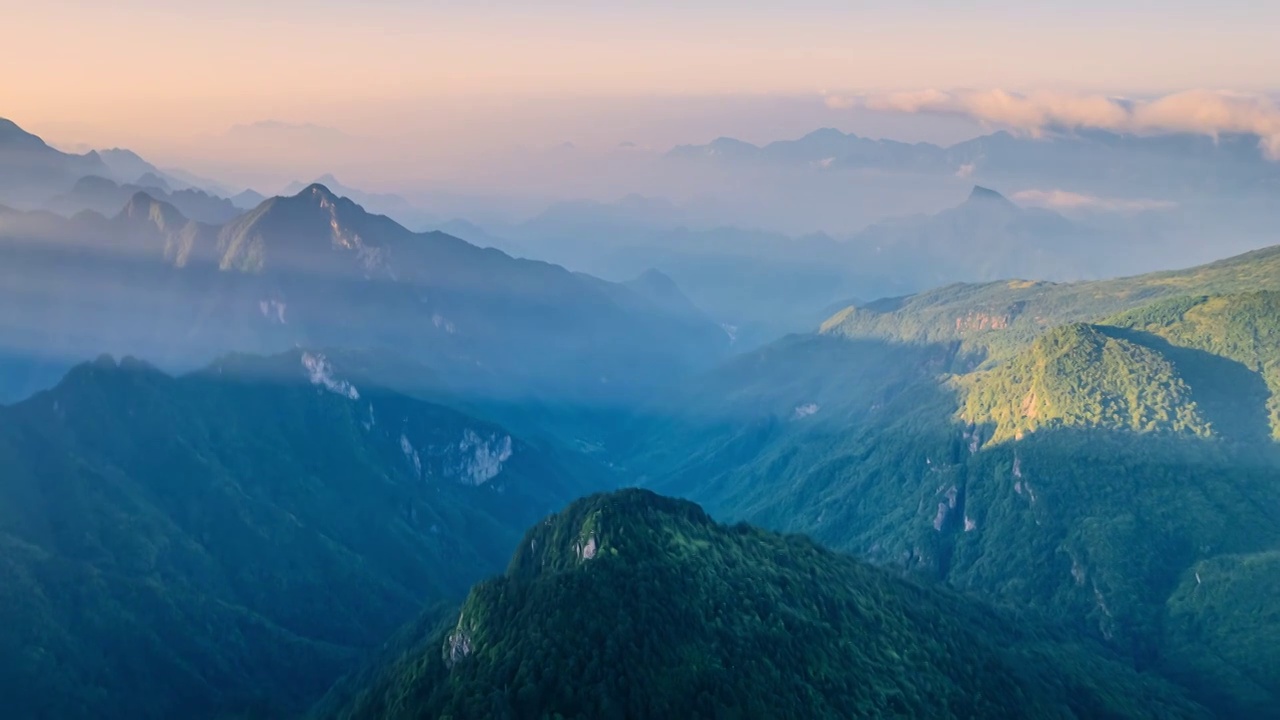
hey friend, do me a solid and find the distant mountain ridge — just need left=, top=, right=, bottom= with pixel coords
left=847, top=184, right=1111, bottom=285
left=486, top=184, right=1136, bottom=350
left=44, top=174, right=241, bottom=224
left=668, top=127, right=943, bottom=172
left=0, top=183, right=729, bottom=403
left=0, top=117, right=111, bottom=204
left=94, top=147, right=205, bottom=192
left=0, top=117, right=262, bottom=220
left=668, top=127, right=1280, bottom=198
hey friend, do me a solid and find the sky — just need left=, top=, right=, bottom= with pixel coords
left=5, top=0, right=1279, bottom=192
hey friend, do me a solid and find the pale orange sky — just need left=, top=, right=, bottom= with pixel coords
left=9, top=2, right=1279, bottom=131
left=6, top=0, right=1279, bottom=192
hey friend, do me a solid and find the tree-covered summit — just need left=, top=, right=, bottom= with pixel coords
left=318, top=489, right=1207, bottom=720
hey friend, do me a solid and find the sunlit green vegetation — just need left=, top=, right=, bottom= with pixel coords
left=629, top=248, right=1280, bottom=717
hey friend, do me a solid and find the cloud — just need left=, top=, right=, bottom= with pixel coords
left=955, top=163, right=975, bottom=179
left=821, top=92, right=857, bottom=110
left=834, top=89, right=1280, bottom=159
left=1011, top=189, right=1176, bottom=212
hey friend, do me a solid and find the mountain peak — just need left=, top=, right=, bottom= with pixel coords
left=230, top=188, right=267, bottom=209
left=100, top=147, right=144, bottom=161
left=631, top=267, right=679, bottom=290
left=53, top=353, right=167, bottom=396
left=507, top=489, right=711, bottom=577
left=967, top=185, right=1012, bottom=204
left=72, top=175, right=119, bottom=193
left=118, top=191, right=187, bottom=231
left=136, top=172, right=170, bottom=191
left=803, top=127, right=853, bottom=141
left=707, top=136, right=759, bottom=152
left=299, top=182, right=339, bottom=202
left=121, top=189, right=161, bottom=211
left=216, top=181, right=395, bottom=274
left=338, top=488, right=1212, bottom=719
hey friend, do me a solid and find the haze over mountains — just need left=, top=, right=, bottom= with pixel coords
left=4, top=97, right=1280, bottom=720
left=462, top=183, right=1157, bottom=348
left=0, top=156, right=728, bottom=403
left=669, top=126, right=1280, bottom=199
left=0, top=118, right=112, bottom=205
left=44, top=175, right=242, bottom=224
left=9, top=110, right=1183, bottom=377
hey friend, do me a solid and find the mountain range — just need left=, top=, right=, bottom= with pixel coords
left=43, top=174, right=242, bottom=224
left=1, top=114, right=1259, bottom=356
left=0, top=118, right=112, bottom=205
left=94, top=147, right=235, bottom=196
left=623, top=243, right=1280, bottom=717
left=669, top=127, right=1280, bottom=200
left=0, top=117, right=257, bottom=217
left=0, top=183, right=728, bottom=404
left=851, top=184, right=1118, bottom=286
left=469, top=185, right=1156, bottom=349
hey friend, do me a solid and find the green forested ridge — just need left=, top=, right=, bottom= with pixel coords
left=318, top=490, right=1207, bottom=720
left=629, top=246, right=1280, bottom=717
left=0, top=352, right=588, bottom=719
left=822, top=244, right=1280, bottom=364
left=961, top=323, right=1211, bottom=442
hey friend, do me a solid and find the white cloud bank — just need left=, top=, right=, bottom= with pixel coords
left=1011, top=189, right=1176, bottom=213
left=827, top=89, right=1280, bottom=159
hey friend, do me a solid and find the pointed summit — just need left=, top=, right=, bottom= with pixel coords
left=71, top=175, right=120, bottom=194
left=111, top=191, right=219, bottom=267
left=299, top=182, right=339, bottom=202
left=630, top=267, right=680, bottom=293
left=136, top=172, right=170, bottom=191
left=216, top=181, right=404, bottom=274
left=967, top=185, right=1013, bottom=204
left=507, top=489, right=713, bottom=578
left=280, top=176, right=345, bottom=200
left=119, top=190, right=186, bottom=231
left=230, top=188, right=267, bottom=209
left=802, top=127, right=854, bottom=142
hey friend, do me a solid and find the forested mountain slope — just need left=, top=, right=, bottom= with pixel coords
left=823, top=244, right=1280, bottom=363
left=629, top=247, right=1280, bottom=717
left=316, top=490, right=1206, bottom=720
left=0, top=352, right=589, bottom=719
